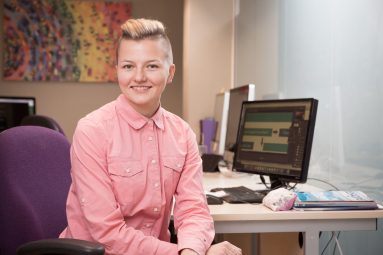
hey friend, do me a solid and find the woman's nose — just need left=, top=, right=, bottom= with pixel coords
left=134, top=68, right=147, bottom=82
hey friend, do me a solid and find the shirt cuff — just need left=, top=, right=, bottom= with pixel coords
left=177, top=238, right=209, bottom=255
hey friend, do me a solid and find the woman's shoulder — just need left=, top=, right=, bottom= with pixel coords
left=162, top=108, right=189, bottom=127
left=78, top=100, right=118, bottom=131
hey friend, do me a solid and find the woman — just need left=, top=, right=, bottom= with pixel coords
left=60, top=18, right=241, bottom=255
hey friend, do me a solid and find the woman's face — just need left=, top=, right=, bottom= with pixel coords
left=116, top=38, right=175, bottom=117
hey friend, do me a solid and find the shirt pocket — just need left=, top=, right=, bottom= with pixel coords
left=163, top=155, right=185, bottom=197
left=108, top=160, right=144, bottom=206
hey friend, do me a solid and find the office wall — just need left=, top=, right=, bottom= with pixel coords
left=234, top=1, right=383, bottom=254
left=0, top=0, right=183, bottom=141
left=234, top=0, right=279, bottom=99
left=183, top=0, right=235, bottom=136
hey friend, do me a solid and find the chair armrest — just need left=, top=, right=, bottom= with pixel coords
left=17, top=238, right=105, bottom=255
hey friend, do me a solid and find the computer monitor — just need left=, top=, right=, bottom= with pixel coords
left=225, top=84, right=256, bottom=153
left=233, top=98, right=318, bottom=189
left=212, top=91, right=230, bottom=155
left=0, top=96, right=36, bottom=132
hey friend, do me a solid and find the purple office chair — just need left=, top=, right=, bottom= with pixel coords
left=0, top=126, right=104, bottom=255
left=20, top=114, right=66, bottom=136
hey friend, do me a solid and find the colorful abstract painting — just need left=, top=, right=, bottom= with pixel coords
left=3, top=0, right=132, bottom=82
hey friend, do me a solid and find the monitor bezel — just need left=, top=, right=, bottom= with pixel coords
left=232, top=98, right=318, bottom=185
left=0, top=96, right=37, bottom=132
left=213, top=91, right=230, bottom=155
left=0, top=96, right=36, bottom=114
left=224, top=84, right=256, bottom=152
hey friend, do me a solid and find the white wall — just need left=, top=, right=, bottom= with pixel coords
left=234, top=0, right=279, bottom=98
left=235, top=1, right=383, bottom=254
left=183, top=0, right=235, bottom=136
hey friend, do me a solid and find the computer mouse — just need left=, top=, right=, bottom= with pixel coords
left=206, top=194, right=223, bottom=205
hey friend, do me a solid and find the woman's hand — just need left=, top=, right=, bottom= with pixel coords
left=206, top=241, right=242, bottom=255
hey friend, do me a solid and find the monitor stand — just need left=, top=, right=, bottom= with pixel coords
left=269, top=175, right=286, bottom=190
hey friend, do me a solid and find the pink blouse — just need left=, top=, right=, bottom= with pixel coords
left=60, top=95, right=214, bottom=255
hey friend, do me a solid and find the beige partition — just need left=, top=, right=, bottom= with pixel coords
left=183, top=0, right=235, bottom=137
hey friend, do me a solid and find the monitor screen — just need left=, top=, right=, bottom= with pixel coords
left=225, top=84, right=255, bottom=153
left=233, top=98, right=318, bottom=188
left=0, top=96, right=36, bottom=132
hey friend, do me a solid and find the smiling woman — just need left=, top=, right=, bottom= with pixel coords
left=59, top=18, right=242, bottom=255
left=115, top=19, right=175, bottom=118
left=116, top=38, right=175, bottom=117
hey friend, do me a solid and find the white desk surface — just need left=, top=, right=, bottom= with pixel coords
left=208, top=202, right=383, bottom=221
left=203, top=172, right=383, bottom=221
left=203, top=172, right=383, bottom=255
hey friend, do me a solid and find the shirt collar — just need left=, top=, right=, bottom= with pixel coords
left=116, top=94, right=165, bottom=130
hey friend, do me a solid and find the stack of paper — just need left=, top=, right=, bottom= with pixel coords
left=293, top=191, right=378, bottom=211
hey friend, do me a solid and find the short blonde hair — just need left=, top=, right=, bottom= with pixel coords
left=116, top=18, right=173, bottom=64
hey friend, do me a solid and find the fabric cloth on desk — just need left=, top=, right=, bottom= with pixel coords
left=262, top=188, right=297, bottom=211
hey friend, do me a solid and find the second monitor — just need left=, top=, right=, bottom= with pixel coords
left=233, top=98, right=318, bottom=189
left=224, top=84, right=256, bottom=153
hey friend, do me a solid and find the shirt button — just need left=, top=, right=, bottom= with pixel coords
left=151, top=159, right=156, bottom=164
left=145, top=223, right=152, bottom=227
left=125, top=168, right=131, bottom=173
left=154, top=183, right=159, bottom=188
left=153, top=207, right=159, bottom=212
left=148, top=136, right=153, bottom=141
left=176, top=163, right=182, bottom=168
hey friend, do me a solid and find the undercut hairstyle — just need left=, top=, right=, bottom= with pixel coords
left=116, top=18, right=173, bottom=64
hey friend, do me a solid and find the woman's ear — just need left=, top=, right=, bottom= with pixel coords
left=167, top=64, right=176, bottom=84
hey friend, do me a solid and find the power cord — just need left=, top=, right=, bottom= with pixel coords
left=333, top=232, right=342, bottom=255
left=334, top=232, right=344, bottom=255
left=321, top=231, right=334, bottom=255
left=307, top=177, right=340, bottom=191
left=301, top=178, right=342, bottom=252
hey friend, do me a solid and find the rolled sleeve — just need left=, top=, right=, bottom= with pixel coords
left=173, top=127, right=215, bottom=255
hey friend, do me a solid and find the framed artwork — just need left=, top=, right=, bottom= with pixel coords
left=3, top=0, right=132, bottom=82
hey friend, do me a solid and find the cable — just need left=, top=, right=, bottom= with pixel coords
left=259, top=175, right=270, bottom=189
left=334, top=232, right=344, bottom=255
left=287, top=182, right=298, bottom=190
left=307, top=177, right=340, bottom=191
left=320, top=231, right=334, bottom=255
left=332, top=232, right=342, bottom=255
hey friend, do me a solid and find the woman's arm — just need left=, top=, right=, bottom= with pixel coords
left=172, top=127, right=215, bottom=254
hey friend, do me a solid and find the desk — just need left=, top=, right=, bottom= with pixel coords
left=203, top=172, right=383, bottom=255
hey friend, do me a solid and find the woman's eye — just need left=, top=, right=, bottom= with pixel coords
left=147, top=64, right=159, bottom=70
left=122, top=64, right=133, bottom=70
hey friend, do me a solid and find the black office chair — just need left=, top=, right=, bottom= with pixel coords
left=0, top=126, right=104, bottom=255
left=20, top=114, right=66, bottom=136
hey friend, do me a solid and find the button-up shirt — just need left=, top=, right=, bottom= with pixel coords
left=60, top=95, right=214, bottom=255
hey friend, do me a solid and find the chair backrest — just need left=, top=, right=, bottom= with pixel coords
left=0, top=126, right=71, bottom=255
left=20, top=115, right=66, bottom=136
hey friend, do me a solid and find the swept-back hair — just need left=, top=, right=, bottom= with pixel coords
left=116, top=18, right=173, bottom=64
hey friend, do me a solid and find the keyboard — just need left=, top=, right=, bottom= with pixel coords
left=211, top=186, right=268, bottom=204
